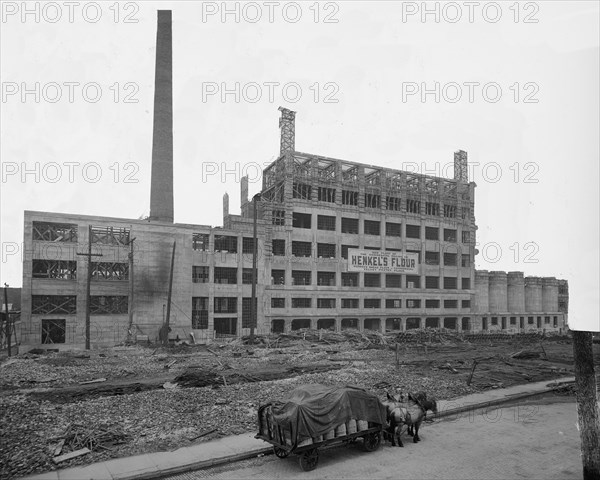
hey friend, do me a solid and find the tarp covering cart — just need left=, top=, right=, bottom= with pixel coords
left=256, top=384, right=387, bottom=471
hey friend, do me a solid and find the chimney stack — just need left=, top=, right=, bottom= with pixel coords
left=223, top=193, right=229, bottom=218
left=240, top=176, right=249, bottom=206
left=278, top=107, right=296, bottom=156
left=149, top=10, right=174, bottom=222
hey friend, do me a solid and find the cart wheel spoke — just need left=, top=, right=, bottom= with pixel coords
left=363, top=432, right=381, bottom=452
left=273, top=446, right=289, bottom=458
left=299, top=448, right=319, bottom=471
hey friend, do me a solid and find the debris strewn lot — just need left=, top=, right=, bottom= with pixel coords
left=0, top=330, right=586, bottom=479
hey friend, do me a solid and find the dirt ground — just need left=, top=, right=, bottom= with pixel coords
left=0, top=331, right=594, bottom=479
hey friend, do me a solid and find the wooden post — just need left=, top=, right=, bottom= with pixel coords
left=467, top=359, right=479, bottom=386
left=572, top=331, right=600, bottom=480
left=77, top=226, right=102, bottom=350
left=539, top=340, right=548, bottom=360
left=127, top=238, right=135, bottom=342
left=250, top=193, right=261, bottom=346
left=85, top=226, right=92, bottom=349
left=163, top=241, right=176, bottom=346
left=4, top=283, right=11, bottom=357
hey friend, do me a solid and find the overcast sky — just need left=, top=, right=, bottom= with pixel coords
left=1, top=1, right=598, bottom=330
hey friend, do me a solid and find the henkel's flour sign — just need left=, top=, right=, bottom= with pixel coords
left=347, top=249, right=419, bottom=274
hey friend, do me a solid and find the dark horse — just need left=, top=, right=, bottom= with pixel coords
left=406, top=391, right=438, bottom=437
left=384, top=391, right=437, bottom=447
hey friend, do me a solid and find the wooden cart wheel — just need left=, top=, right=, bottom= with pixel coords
left=298, top=448, right=319, bottom=471
left=363, top=432, right=381, bottom=452
left=273, top=446, right=289, bottom=459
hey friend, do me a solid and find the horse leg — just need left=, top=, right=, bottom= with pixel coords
left=386, top=425, right=395, bottom=446
left=387, top=420, right=396, bottom=447
left=407, top=425, right=414, bottom=436
left=413, top=421, right=420, bottom=443
left=396, top=424, right=404, bottom=447
left=390, top=418, right=403, bottom=447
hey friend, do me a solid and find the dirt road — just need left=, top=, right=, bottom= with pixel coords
left=168, top=395, right=583, bottom=480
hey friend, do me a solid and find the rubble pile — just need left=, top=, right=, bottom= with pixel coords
left=53, top=423, right=130, bottom=457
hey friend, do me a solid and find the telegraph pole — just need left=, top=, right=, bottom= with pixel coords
left=4, top=283, right=11, bottom=357
left=127, top=238, right=136, bottom=342
left=250, top=193, right=261, bottom=346
left=163, top=241, right=176, bottom=346
left=77, top=226, right=102, bottom=350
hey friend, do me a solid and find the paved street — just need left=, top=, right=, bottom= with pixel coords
left=167, top=395, right=583, bottom=480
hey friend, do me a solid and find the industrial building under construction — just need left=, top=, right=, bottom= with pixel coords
left=18, top=10, right=569, bottom=350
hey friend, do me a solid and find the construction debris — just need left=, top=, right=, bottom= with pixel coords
left=53, top=448, right=90, bottom=464
left=188, top=428, right=218, bottom=441
left=58, top=423, right=130, bottom=453
left=52, top=439, right=65, bottom=457
left=164, top=360, right=177, bottom=369
left=0, top=333, right=587, bottom=480
left=510, top=350, right=541, bottom=360
left=79, top=378, right=107, bottom=385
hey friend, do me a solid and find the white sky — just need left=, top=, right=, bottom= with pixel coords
left=1, top=1, right=598, bottom=331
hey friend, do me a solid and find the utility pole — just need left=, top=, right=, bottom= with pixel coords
left=572, top=330, right=600, bottom=480
left=163, top=241, right=176, bottom=346
left=4, top=283, right=11, bottom=357
left=127, top=238, right=136, bottom=343
left=77, top=226, right=102, bottom=350
left=250, top=193, right=261, bottom=346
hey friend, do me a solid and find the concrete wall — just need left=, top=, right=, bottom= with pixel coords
left=21, top=211, right=266, bottom=350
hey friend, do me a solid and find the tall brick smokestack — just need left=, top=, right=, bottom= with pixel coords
left=149, top=10, right=174, bottom=222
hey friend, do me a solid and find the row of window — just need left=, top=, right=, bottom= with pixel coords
left=32, top=260, right=129, bottom=281
left=271, top=240, right=471, bottom=265
left=271, top=271, right=471, bottom=289
left=193, top=267, right=257, bottom=284
left=270, top=317, right=469, bottom=333
left=193, top=234, right=255, bottom=254
left=290, top=183, right=469, bottom=218
left=287, top=215, right=470, bottom=242
left=192, top=224, right=471, bottom=254
left=482, top=315, right=559, bottom=329
left=31, top=295, right=128, bottom=315
left=192, top=297, right=256, bottom=329
left=269, top=297, right=471, bottom=309
left=32, top=222, right=131, bottom=246
left=193, top=266, right=472, bottom=289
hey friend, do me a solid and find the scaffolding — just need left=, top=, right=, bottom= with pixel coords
left=454, top=150, right=469, bottom=183
left=278, top=107, right=296, bottom=155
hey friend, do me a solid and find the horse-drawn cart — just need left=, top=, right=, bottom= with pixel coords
left=255, top=384, right=387, bottom=471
